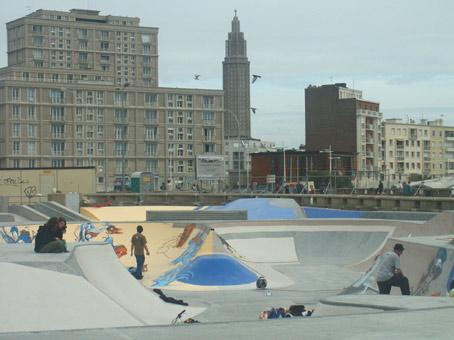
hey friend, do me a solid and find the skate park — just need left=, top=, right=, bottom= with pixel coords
left=1, top=197, right=454, bottom=339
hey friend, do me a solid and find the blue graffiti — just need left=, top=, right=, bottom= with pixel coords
left=152, top=229, right=209, bottom=287
left=0, top=225, right=34, bottom=244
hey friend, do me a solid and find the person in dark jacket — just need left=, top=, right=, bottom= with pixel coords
left=34, top=217, right=67, bottom=253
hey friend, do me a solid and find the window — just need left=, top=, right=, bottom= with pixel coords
left=115, top=142, right=127, bottom=156
left=37, top=73, right=44, bottom=82
left=32, top=36, right=43, bottom=47
left=28, top=124, right=37, bottom=137
left=177, top=161, right=184, bottom=173
left=114, top=125, right=128, bottom=139
left=202, top=96, right=214, bottom=108
left=187, top=144, right=193, bottom=156
left=13, top=159, right=20, bottom=168
left=51, top=142, right=65, bottom=155
left=115, top=109, right=128, bottom=122
left=51, top=124, right=65, bottom=138
left=186, top=95, right=193, bottom=108
left=50, top=89, right=64, bottom=103
left=76, top=142, right=83, bottom=155
left=12, top=123, right=20, bottom=137
left=167, top=94, right=174, bottom=107
left=28, top=106, right=36, bottom=121
left=22, top=72, right=30, bottom=80
left=177, top=144, right=184, bottom=157
left=186, top=128, right=193, bottom=140
left=186, top=111, right=193, bottom=124
left=97, top=125, right=104, bottom=137
left=114, top=92, right=127, bottom=105
left=177, top=112, right=184, bottom=124
left=204, top=143, right=215, bottom=153
left=145, top=127, right=157, bottom=140
left=79, top=52, right=88, bottom=61
left=187, top=159, right=194, bottom=172
left=145, top=143, right=157, bottom=156
left=27, top=88, right=35, bottom=102
left=27, top=142, right=37, bottom=155
left=142, top=34, right=151, bottom=43
left=100, top=41, right=109, bottom=50
left=145, top=159, right=157, bottom=172
left=204, top=128, right=214, bottom=141
left=50, top=106, right=64, bottom=121
left=145, top=110, right=157, bottom=124
left=79, top=40, right=88, bottom=49
left=12, top=105, right=20, bottom=120
left=101, top=30, right=109, bottom=40
left=28, top=159, right=37, bottom=168
left=145, top=93, right=156, bottom=106
left=167, top=128, right=174, bottom=140
left=32, top=25, right=42, bottom=33
left=87, top=143, right=94, bottom=156
left=51, top=159, right=65, bottom=168
left=76, top=125, right=83, bottom=138
left=12, top=88, right=20, bottom=101
left=203, top=111, right=214, bottom=122
left=167, top=111, right=174, bottom=123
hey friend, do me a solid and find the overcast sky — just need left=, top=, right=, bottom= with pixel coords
left=1, top=0, right=453, bottom=147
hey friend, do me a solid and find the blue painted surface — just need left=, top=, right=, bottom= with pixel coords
left=303, top=207, right=364, bottom=219
left=209, top=198, right=304, bottom=220
left=176, top=254, right=258, bottom=286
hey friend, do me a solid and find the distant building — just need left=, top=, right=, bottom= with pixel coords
left=305, top=83, right=382, bottom=188
left=250, top=149, right=356, bottom=192
left=224, top=139, right=275, bottom=188
left=222, top=11, right=251, bottom=139
left=0, top=9, right=224, bottom=191
left=382, top=118, right=454, bottom=183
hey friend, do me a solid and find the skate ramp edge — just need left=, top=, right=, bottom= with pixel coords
left=68, top=243, right=205, bottom=325
left=320, top=294, right=454, bottom=311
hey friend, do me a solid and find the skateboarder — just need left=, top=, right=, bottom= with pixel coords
left=376, top=243, right=410, bottom=295
left=130, top=225, right=150, bottom=280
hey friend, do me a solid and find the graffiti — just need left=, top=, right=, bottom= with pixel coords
left=153, top=228, right=210, bottom=287
left=24, top=186, right=38, bottom=200
left=413, top=248, right=447, bottom=296
left=0, top=177, right=30, bottom=186
left=0, top=226, right=35, bottom=244
left=76, top=222, right=126, bottom=258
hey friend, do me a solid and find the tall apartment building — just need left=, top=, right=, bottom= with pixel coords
left=0, top=9, right=224, bottom=191
left=222, top=11, right=251, bottom=139
left=382, top=118, right=454, bottom=182
left=305, top=83, right=382, bottom=187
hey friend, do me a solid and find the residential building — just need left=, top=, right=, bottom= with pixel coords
left=382, top=118, right=454, bottom=182
left=305, top=83, right=382, bottom=188
left=0, top=9, right=224, bottom=191
left=223, top=11, right=251, bottom=139
left=224, top=138, right=275, bottom=188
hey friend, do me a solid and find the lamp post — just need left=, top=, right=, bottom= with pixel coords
left=320, top=145, right=340, bottom=194
left=225, top=110, right=241, bottom=190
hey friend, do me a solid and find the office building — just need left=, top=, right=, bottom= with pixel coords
left=305, top=83, right=382, bottom=187
left=0, top=9, right=224, bottom=191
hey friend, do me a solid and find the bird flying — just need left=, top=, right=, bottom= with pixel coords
left=194, top=74, right=200, bottom=80
left=252, top=74, right=261, bottom=84
left=251, top=107, right=257, bottom=114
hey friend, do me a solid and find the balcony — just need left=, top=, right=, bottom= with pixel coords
left=202, top=119, right=215, bottom=126
left=51, top=133, right=65, bottom=139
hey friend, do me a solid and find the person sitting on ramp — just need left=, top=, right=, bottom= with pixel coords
left=375, top=243, right=410, bottom=295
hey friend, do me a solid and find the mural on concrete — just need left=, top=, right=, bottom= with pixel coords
left=153, top=228, right=209, bottom=287
left=0, top=226, right=35, bottom=244
left=76, top=222, right=126, bottom=258
left=413, top=248, right=447, bottom=296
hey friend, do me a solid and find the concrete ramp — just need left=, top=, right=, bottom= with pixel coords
left=215, top=225, right=392, bottom=266
left=68, top=244, right=205, bottom=325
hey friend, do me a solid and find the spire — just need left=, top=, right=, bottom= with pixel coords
left=232, top=9, right=240, bottom=33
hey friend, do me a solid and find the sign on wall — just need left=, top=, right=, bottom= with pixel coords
left=196, top=155, right=225, bottom=179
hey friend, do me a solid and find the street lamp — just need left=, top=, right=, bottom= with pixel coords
left=320, top=145, right=340, bottom=194
left=225, top=110, right=241, bottom=190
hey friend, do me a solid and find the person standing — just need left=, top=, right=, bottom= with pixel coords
left=376, top=180, right=384, bottom=195
left=130, top=225, right=150, bottom=280
left=376, top=243, right=410, bottom=295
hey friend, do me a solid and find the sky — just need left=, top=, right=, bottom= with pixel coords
left=1, top=0, right=453, bottom=147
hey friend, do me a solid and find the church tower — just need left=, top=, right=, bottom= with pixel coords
left=223, top=10, right=251, bottom=139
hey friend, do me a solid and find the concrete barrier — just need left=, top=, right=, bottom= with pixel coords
left=81, top=193, right=454, bottom=212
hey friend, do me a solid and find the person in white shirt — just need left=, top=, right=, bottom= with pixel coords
left=376, top=243, right=410, bottom=295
